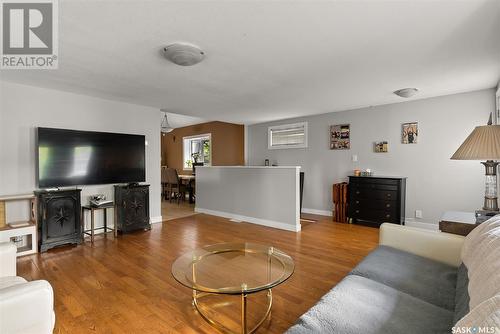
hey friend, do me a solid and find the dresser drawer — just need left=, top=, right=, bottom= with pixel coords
left=350, top=183, right=399, bottom=192
left=349, top=177, right=400, bottom=186
left=350, top=208, right=398, bottom=223
left=350, top=188, right=398, bottom=201
left=351, top=199, right=397, bottom=210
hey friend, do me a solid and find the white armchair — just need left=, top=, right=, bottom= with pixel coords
left=0, top=242, right=55, bottom=334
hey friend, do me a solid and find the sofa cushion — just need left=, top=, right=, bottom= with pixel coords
left=453, top=263, right=470, bottom=324
left=454, top=294, right=500, bottom=332
left=461, top=215, right=500, bottom=264
left=350, top=245, right=457, bottom=310
left=286, top=275, right=453, bottom=334
left=460, top=216, right=500, bottom=310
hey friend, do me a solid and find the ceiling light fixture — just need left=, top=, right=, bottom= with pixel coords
left=160, top=111, right=174, bottom=134
left=162, top=42, right=205, bottom=66
left=393, top=88, right=419, bottom=98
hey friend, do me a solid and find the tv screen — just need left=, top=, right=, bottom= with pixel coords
left=37, top=127, right=146, bottom=188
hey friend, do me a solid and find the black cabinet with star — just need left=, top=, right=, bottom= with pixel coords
left=35, top=189, right=82, bottom=252
left=114, top=184, right=151, bottom=233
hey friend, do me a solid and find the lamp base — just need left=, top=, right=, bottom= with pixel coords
left=482, top=160, right=499, bottom=212
left=483, top=198, right=499, bottom=212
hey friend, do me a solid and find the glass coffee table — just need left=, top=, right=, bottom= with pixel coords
left=171, top=242, right=295, bottom=334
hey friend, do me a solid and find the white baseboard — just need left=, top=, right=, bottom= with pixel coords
left=194, top=207, right=301, bottom=232
left=150, top=216, right=163, bottom=224
left=405, top=218, right=439, bottom=231
left=302, top=208, right=333, bottom=217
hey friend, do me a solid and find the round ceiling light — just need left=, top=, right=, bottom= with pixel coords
left=393, top=88, right=419, bottom=98
left=162, top=43, right=205, bottom=66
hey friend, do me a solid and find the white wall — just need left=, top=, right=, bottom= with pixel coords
left=0, top=81, right=162, bottom=226
left=248, top=89, right=496, bottom=225
left=195, top=166, right=301, bottom=231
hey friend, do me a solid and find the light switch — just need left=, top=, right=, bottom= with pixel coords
left=352, top=155, right=358, bottom=162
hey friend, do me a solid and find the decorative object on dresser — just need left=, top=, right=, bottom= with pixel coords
left=0, top=194, right=38, bottom=256
left=451, top=118, right=500, bottom=213
left=332, top=182, right=348, bottom=223
left=114, top=184, right=151, bottom=233
left=35, top=189, right=82, bottom=252
left=348, top=176, right=406, bottom=227
left=438, top=211, right=490, bottom=236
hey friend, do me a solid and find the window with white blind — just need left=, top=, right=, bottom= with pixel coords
left=183, top=134, right=211, bottom=169
left=268, top=122, right=308, bottom=149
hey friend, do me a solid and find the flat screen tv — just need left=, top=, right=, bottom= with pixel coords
left=36, top=127, right=146, bottom=188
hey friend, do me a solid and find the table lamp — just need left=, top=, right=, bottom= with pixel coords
left=451, top=120, right=500, bottom=212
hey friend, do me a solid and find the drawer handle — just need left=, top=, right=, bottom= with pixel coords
left=386, top=193, right=392, bottom=197
left=386, top=204, right=391, bottom=208
left=356, top=210, right=360, bottom=214
left=356, top=200, right=359, bottom=204
left=356, top=191, right=360, bottom=195
left=386, top=214, right=391, bottom=218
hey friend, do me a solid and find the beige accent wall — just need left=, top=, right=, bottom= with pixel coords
left=162, top=121, right=244, bottom=172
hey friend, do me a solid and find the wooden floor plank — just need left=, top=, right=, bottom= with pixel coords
left=17, top=213, right=378, bottom=333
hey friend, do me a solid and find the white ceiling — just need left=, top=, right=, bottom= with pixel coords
left=1, top=0, right=499, bottom=125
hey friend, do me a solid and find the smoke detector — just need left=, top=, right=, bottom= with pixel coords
left=162, top=43, right=205, bottom=66
left=393, top=88, right=419, bottom=98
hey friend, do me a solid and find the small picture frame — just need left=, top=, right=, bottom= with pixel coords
left=402, top=122, right=418, bottom=144
left=374, top=141, right=388, bottom=153
left=330, top=124, right=350, bottom=150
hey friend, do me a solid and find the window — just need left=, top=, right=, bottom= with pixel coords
left=268, top=122, right=308, bottom=149
left=183, top=134, right=211, bottom=169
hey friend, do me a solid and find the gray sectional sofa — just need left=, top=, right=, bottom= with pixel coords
left=287, top=220, right=500, bottom=334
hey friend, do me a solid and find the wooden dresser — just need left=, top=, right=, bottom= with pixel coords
left=348, top=176, right=406, bottom=227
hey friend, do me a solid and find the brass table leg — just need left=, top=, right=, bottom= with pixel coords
left=241, top=293, right=247, bottom=334
left=192, top=289, right=272, bottom=334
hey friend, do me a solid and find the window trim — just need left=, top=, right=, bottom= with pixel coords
left=268, top=122, right=308, bottom=150
left=182, top=133, right=212, bottom=170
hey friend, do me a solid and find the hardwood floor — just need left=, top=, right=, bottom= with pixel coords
left=17, top=214, right=379, bottom=334
left=162, top=199, right=196, bottom=221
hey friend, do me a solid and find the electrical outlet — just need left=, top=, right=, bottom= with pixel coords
left=415, top=210, right=423, bottom=219
left=352, top=154, right=358, bottom=162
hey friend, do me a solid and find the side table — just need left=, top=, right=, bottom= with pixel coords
left=82, top=204, right=116, bottom=243
left=439, top=211, right=479, bottom=236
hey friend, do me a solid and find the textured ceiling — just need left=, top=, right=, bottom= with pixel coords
left=1, top=0, right=499, bottom=124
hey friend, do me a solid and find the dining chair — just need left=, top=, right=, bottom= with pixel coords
left=166, top=168, right=187, bottom=204
left=161, top=166, right=169, bottom=200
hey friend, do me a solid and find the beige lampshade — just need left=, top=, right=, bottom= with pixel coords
left=451, top=125, right=500, bottom=160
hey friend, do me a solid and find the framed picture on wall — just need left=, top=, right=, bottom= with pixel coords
left=330, top=124, right=350, bottom=150
left=374, top=141, right=388, bottom=153
left=402, top=122, right=418, bottom=144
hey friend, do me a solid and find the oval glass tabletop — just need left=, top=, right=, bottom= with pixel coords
left=171, top=242, right=295, bottom=294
